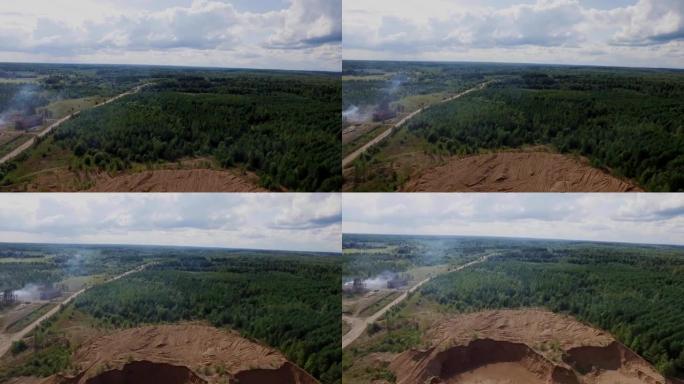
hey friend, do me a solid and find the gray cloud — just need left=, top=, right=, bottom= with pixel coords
left=344, top=0, right=684, bottom=69
left=272, top=212, right=342, bottom=230
left=613, top=197, right=684, bottom=222
left=270, top=193, right=341, bottom=230
left=0, top=0, right=341, bottom=71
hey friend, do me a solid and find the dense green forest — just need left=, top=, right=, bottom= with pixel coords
left=48, top=74, right=341, bottom=191
left=72, top=254, right=341, bottom=384
left=1, top=63, right=341, bottom=192
left=404, top=71, right=684, bottom=191
left=343, top=61, right=684, bottom=192
left=418, top=244, right=684, bottom=378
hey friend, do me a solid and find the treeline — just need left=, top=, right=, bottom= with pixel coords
left=405, top=72, right=684, bottom=191
left=74, top=255, right=341, bottom=384
left=342, top=61, right=480, bottom=109
left=52, top=75, right=341, bottom=191
left=419, top=246, right=684, bottom=378
left=342, top=234, right=507, bottom=278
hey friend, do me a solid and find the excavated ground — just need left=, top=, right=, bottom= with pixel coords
left=401, top=151, right=642, bottom=192
left=390, top=309, right=666, bottom=384
left=33, top=324, right=317, bottom=384
left=89, top=168, right=267, bottom=192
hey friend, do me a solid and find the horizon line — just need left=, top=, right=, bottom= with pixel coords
left=342, top=58, right=684, bottom=72
left=342, top=232, right=684, bottom=248
left=0, top=60, right=342, bottom=74
left=0, top=240, right=341, bottom=255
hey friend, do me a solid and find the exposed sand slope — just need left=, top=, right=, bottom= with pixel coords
left=390, top=309, right=665, bottom=384
left=89, top=169, right=267, bottom=192
left=37, top=324, right=318, bottom=384
left=402, top=152, right=642, bottom=192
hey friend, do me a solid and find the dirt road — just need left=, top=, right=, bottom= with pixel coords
left=342, top=256, right=487, bottom=349
left=0, top=83, right=150, bottom=165
left=342, top=82, right=489, bottom=168
left=0, top=264, right=149, bottom=358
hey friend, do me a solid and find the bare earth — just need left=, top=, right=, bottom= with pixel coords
left=402, top=151, right=642, bottom=192
left=89, top=169, right=267, bottom=192
left=390, top=309, right=667, bottom=384
left=33, top=324, right=317, bottom=384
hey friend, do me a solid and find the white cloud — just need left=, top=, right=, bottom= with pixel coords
left=267, top=0, right=342, bottom=49
left=0, top=193, right=341, bottom=253
left=343, top=194, right=684, bottom=246
left=611, top=0, right=684, bottom=46
left=344, top=0, right=684, bottom=69
left=0, top=0, right=341, bottom=71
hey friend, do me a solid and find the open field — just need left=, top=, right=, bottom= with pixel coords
left=0, top=63, right=341, bottom=192
left=57, top=275, right=103, bottom=292
left=2, top=304, right=47, bottom=332
left=4, top=304, right=55, bottom=334
left=38, top=96, right=106, bottom=120
left=357, top=291, right=402, bottom=318
left=0, top=257, right=51, bottom=264
left=342, top=320, right=352, bottom=337
left=0, top=133, right=32, bottom=159
left=343, top=123, right=387, bottom=155
left=0, top=243, right=341, bottom=384
left=343, top=60, right=684, bottom=192
left=342, top=234, right=684, bottom=384
left=0, top=78, right=42, bottom=84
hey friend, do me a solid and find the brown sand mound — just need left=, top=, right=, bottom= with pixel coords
left=39, top=324, right=318, bottom=384
left=402, top=152, right=642, bottom=192
left=390, top=309, right=665, bottom=384
left=89, top=169, right=267, bottom=192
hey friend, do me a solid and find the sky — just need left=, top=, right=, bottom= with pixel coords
left=0, top=0, right=341, bottom=71
left=0, top=194, right=341, bottom=253
left=343, top=194, right=684, bottom=246
left=344, top=0, right=684, bottom=69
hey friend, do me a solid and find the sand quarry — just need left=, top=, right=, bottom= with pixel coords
left=26, top=324, right=317, bottom=384
left=89, top=169, right=267, bottom=192
left=389, top=309, right=669, bottom=384
left=401, top=151, right=642, bottom=192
